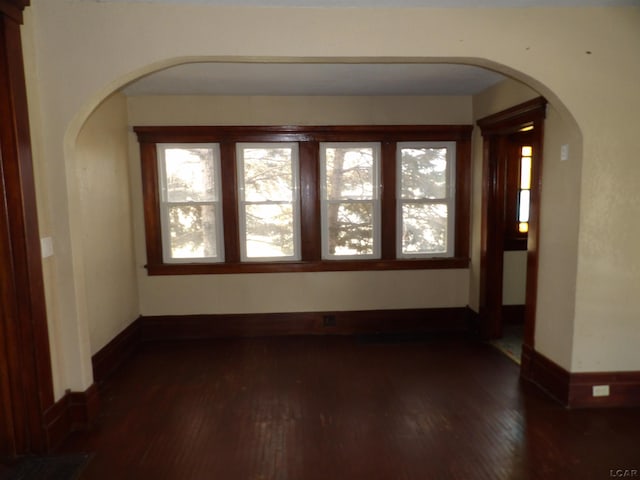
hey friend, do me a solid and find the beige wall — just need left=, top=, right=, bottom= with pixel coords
left=75, top=93, right=139, bottom=354
left=128, top=95, right=472, bottom=316
left=21, top=0, right=640, bottom=396
left=502, top=251, right=527, bottom=306
left=536, top=103, right=581, bottom=369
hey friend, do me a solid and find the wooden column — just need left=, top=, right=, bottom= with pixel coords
left=0, top=0, right=55, bottom=456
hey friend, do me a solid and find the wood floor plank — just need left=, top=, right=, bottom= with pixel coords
left=58, top=336, right=640, bottom=479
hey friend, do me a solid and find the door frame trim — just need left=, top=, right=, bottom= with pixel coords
left=0, top=0, right=55, bottom=456
left=476, top=97, right=547, bottom=348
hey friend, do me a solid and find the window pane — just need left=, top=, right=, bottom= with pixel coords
left=327, top=202, right=375, bottom=256
left=400, top=147, right=448, bottom=199
left=519, top=190, right=530, bottom=222
left=164, top=147, right=216, bottom=202
left=244, top=204, right=295, bottom=258
left=401, top=203, right=448, bottom=255
left=242, top=147, right=293, bottom=202
left=521, top=146, right=532, bottom=157
left=324, top=146, right=375, bottom=200
left=520, top=156, right=532, bottom=189
left=168, top=205, right=219, bottom=259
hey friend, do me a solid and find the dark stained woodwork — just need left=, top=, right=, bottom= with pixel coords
left=42, top=384, right=100, bottom=451
left=219, top=142, right=241, bottom=263
left=0, top=4, right=55, bottom=456
left=454, top=132, right=471, bottom=258
left=380, top=141, right=396, bottom=260
left=139, top=141, right=163, bottom=267
left=521, top=344, right=640, bottom=408
left=134, top=124, right=473, bottom=144
left=298, top=140, right=320, bottom=261
left=569, top=371, right=640, bottom=408
left=477, top=98, right=546, bottom=347
left=92, top=319, right=142, bottom=384
left=145, top=257, right=469, bottom=275
left=59, top=336, right=640, bottom=479
left=521, top=343, right=571, bottom=405
left=136, top=124, right=472, bottom=275
left=0, top=0, right=28, bottom=23
left=138, top=308, right=474, bottom=342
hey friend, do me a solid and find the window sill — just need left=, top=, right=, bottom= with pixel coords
left=145, top=257, right=470, bottom=275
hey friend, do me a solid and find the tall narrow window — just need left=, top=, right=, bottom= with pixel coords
left=518, top=145, right=533, bottom=234
left=237, top=143, right=300, bottom=261
left=157, top=144, right=224, bottom=262
left=397, top=142, right=456, bottom=258
left=320, top=143, right=381, bottom=259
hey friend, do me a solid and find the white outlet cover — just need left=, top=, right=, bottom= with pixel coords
left=592, top=385, right=610, bottom=397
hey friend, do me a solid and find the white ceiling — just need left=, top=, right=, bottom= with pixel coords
left=94, top=0, right=636, bottom=7
left=123, top=62, right=507, bottom=96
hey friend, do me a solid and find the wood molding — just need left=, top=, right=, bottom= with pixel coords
left=43, top=384, right=99, bottom=450
left=520, top=343, right=570, bottom=405
left=477, top=97, right=546, bottom=345
left=138, top=308, right=476, bottom=342
left=521, top=344, right=640, bottom=408
left=0, top=0, right=29, bottom=23
left=476, top=97, right=547, bottom=135
left=569, top=371, right=640, bottom=408
left=92, top=319, right=142, bottom=383
left=90, top=309, right=475, bottom=382
left=0, top=7, right=54, bottom=455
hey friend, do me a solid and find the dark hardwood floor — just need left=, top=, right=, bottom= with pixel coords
left=58, top=335, right=640, bottom=479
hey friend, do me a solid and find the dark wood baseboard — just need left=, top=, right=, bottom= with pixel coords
left=92, top=319, right=141, bottom=383
left=569, top=371, right=640, bottom=408
left=520, top=343, right=570, bottom=405
left=92, top=310, right=639, bottom=410
left=521, top=344, right=640, bottom=408
left=43, top=384, right=100, bottom=450
left=90, top=308, right=474, bottom=384
left=138, top=307, right=476, bottom=342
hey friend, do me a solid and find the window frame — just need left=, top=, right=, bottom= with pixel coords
left=135, top=125, right=472, bottom=275
left=236, top=142, right=301, bottom=262
left=320, top=141, right=382, bottom=260
left=396, top=141, right=456, bottom=259
left=156, top=143, right=225, bottom=264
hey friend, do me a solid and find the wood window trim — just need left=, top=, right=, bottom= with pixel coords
left=135, top=125, right=472, bottom=275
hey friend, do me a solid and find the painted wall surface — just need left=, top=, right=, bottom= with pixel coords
left=502, top=251, right=526, bottom=306
left=128, top=95, right=472, bottom=316
left=75, top=93, right=139, bottom=354
left=536, top=104, right=581, bottom=370
left=20, top=0, right=640, bottom=395
left=127, top=95, right=472, bottom=126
